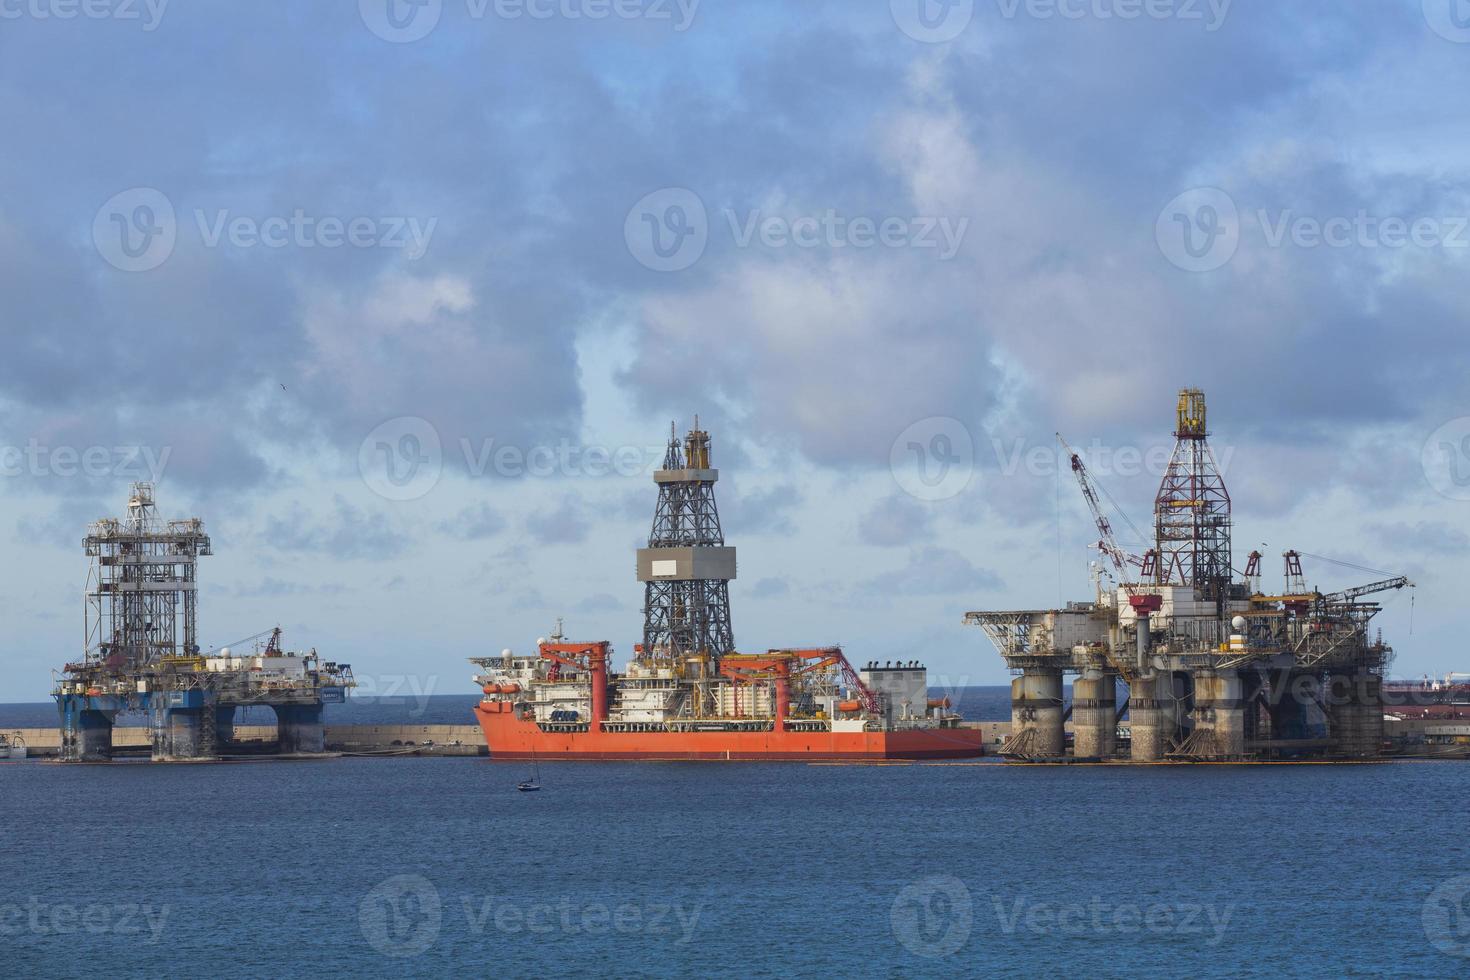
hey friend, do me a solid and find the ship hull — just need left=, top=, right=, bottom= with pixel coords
left=475, top=703, right=986, bottom=760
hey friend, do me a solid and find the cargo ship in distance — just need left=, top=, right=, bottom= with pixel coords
left=471, top=421, right=985, bottom=761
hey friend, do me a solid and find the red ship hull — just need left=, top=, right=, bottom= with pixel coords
left=474, top=702, right=986, bottom=761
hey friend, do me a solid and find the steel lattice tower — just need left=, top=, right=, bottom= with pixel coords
left=84, top=483, right=211, bottom=669
left=1154, top=389, right=1232, bottom=604
left=638, top=420, right=736, bottom=669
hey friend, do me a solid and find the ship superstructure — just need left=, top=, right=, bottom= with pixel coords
left=472, top=423, right=984, bottom=760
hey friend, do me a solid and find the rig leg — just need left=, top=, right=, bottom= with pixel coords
left=1267, top=671, right=1315, bottom=747
left=151, top=701, right=219, bottom=762
left=1190, top=669, right=1246, bottom=759
left=1071, top=670, right=1117, bottom=760
left=1326, top=671, right=1383, bottom=758
left=58, top=697, right=114, bottom=762
left=275, top=703, right=325, bottom=755
left=1356, top=673, right=1385, bottom=757
left=214, top=705, right=237, bottom=750
left=1128, top=673, right=1177, bottom=762
left=1010, top=668, right=1064, bottom=758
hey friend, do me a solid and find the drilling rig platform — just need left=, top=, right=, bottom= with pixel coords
left=967, top=390, right=1412, bottom=763
left=52, top=484, right=354, bottom=762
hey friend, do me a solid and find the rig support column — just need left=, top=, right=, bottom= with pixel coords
left=1355, top=673, right=1385, bottom=757
left=1191, top=669, right=1246, bottom=758
left=1011, top=668, right=1064, bottom=758
left=1128, top=672, right=1177, bottom=762
left=58, top=698, right=114, bottom=762
left=1327, top=671, right=1383, bottom=758
left=151, top=693, right=218, bottom=761
left=214, top=705, right=237, bottom=749
left=1072, top=670, right=1117, bottom=760
left=1267, top=670, right=1314, bottom=747
left=275, top=703, right=325, bottom=755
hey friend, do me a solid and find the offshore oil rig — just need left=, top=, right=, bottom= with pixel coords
left=52, top=484, right=354, bottom=762
left=967, top=390, right=1412, bottom=763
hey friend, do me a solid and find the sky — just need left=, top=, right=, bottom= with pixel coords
left=0, top=0, right=1465, bottom=702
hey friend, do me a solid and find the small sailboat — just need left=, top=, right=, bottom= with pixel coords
left=517, top=748, right=541, bottom=792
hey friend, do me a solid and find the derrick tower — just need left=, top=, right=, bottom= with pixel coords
left=84, top=482, right=211, bottom=668
left=1153, top=388, right=1232, bottom=605
left=637, top=420, right=736, bottom=670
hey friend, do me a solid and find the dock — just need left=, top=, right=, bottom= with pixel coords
left=8, top=724, right=487, bottom=759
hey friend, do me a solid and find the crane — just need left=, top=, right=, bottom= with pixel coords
left=1058, top=434, right=1161, bottom=674
left=1321, top=576, right=1413, bottom=605
left=719, top=647, right=881, bottom=727
left=1058, top=435, right=1147, bottom=579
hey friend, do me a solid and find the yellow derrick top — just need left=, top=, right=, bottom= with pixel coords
left=1177, top=388, right=1207, bottom=438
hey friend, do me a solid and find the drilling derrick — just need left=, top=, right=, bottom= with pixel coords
left=1154, top=388, right=1232, bottom=607
left=84, top=483, right=210, bottom=670
left=637, top=421, right=737, bottom=675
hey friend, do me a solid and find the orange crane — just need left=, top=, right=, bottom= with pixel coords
left=537, top=639, right=612, bottom=729
left=720, top=647, right=881, bottom=723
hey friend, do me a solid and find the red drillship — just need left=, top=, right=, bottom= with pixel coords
left=473, top=641, right=986, bottom=761
left=470, top=421, right=985, bottom=762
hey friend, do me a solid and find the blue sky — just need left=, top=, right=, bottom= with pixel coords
left=0, top=0, right=1464, bottom=700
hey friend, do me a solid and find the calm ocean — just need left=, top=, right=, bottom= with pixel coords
left=2, top=751, right=1467, bottom=976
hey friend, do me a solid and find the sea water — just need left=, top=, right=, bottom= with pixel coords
left=1, top=754, right=1466, bottom=976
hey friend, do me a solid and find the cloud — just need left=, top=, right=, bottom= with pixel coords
left=750, top=577, right=790, bottom=598
left=262, top=496, right=409, bottom=560
left=1368, top=520, right=1470, bottom=557
left=436, top=502, right=506, bottom=541
left=219, top=577, right=347, bottom=598
left=0, top=2, right=1460, bottom=514
left=858, top=494, right=934, bottom=546
left=720, top=481, right=803, bottom=537
left=525, top=495, right=592, bottom=545
left=14, top=496, right=110, bottom=548
left=574, top=593, right=622, bottom=613
left=860, top=547, right=1003, bottom=597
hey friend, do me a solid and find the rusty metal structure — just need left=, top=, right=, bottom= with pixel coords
left=967, top=390, right=1411, bottom=763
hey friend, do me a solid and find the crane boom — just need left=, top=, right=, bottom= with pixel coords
left=1322, top=576, right=1413, bottom=604
left=1059, top=435, right=1145, bottom=596
left=1058, top=431, right=1162, bottom=666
